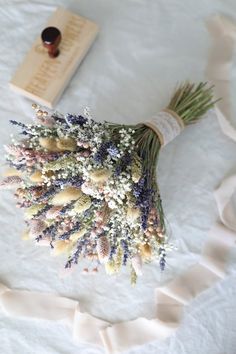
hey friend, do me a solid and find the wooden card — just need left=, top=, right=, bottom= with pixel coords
left=10, top=7, right=99, bottom=108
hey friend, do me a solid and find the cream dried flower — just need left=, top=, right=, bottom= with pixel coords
left=140, top=243, right=152, bottom=260
left=0, top=176, right=23, bottom=189
left=29, top=219, right=47, bottom=238
left=51, top=187, right=83, bottom=206
left=29, top=170, right=44, bottom=183
left=70, top=228, right=87, bottom=242
left=131, top=254, right=143, bottom=276
left=24, top=204, right=45, bottom=219
left=3, top=168, right=22, bottom=177
left=96, top=235, right=110, bottom=263
left=56, top=137, right=77, bottom=152
left=105, top=260, right=118, bottom=275
left=43, top=156, right=77, bottom=172
left=73, top=194, right=91, bottom=214
left=46, top=206, right=62, bottom=219
left=39, top=137, right=61, bottom=152
left=52, top=240, right=71, bottom=255
left=131, top=154, right=142, bottom=183
left=89, top=169, right=111, bottom=183
left=127, top=207, right=140, bottom=222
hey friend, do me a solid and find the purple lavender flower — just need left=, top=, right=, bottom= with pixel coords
left=121, top=239, right=130, bottom=265
left=159, top=247, right=166, bottom=271
left=35, top=235, right=43, bottom=242
left=115, top=152, right=132, bottom=176
left=59, top=201, right=75, bottom=215
left=42, top=222, right=59, bottom=241
left=59, top=221, right=80, bottom=240
left=10, top=120, right=27, bottom=129
left=107, top=144, right=119, bottom=157
left=133, top=176, right=154, bottom=229
left=94, top=141, right=112, bottom=164
left=66, top=114, right=87, bottom=126
left=34, top=204, right=51, bottom=218
left=109, top=245, right=117, bottom=260
left=21, top=131, right=32, bottom=136
left=54, top=176, right=84, bottom=189
left=66, top=237, right=89, bottom=266
left=52, top=114, right=68, bottom=125
left=7, top=161, right=25, bottom=170
left=65, top=260, right=72, bottom=268
left=36, top=186, right=59, bottom=203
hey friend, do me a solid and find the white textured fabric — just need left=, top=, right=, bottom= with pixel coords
left=0, top=1, right=236, bottom=354
left=0, top=168, right=235, bottom=353
left=145, top=110, right=184, bottom=146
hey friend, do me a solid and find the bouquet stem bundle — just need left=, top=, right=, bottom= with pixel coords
left=0, top=82, right=216, bottom=284
left=108, top=82, right=216, bottom=235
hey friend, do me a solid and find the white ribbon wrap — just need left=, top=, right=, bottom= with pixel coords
left=145, top=109, right=185, bottom=146
left=0, top=14, right=236, bottom=354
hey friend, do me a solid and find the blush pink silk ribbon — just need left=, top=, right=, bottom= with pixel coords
left=1, top=14, right=236, bottom=354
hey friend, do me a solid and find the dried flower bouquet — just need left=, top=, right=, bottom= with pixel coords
left=1, top=82, right=216, bottom=284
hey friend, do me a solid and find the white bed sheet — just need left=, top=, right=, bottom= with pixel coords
left=0, top=0, right=236, bottom=353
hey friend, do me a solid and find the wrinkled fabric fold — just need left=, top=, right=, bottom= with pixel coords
left=73, top=312, right=110, bottom=347
left=1, top=289, right=78, bottom=323
left=206, top=15, right=236, bottom=141
left=100, top=318, right=178, bottom=354
left=0, top=13, right=236, bottom=354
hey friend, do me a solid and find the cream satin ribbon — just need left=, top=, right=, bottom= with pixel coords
left=1, top=14, right=236, bottom=354
left=206, top=14, right=236, bottom=142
